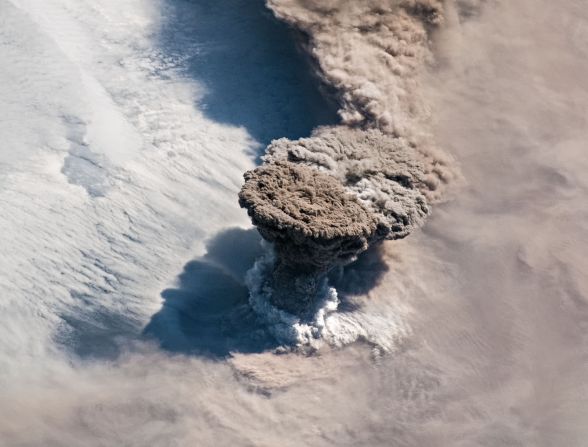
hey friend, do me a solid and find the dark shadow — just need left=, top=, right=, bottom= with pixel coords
left=157, top=0, right=339, bottom=159
left=329, top=243, right=390, bottom=312
left=143, top=227, right=279, bottom=358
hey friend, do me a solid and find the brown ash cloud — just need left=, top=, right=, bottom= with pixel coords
left=265, top=0, right=458, bottom=196
left=264, top=127, right=430, bottom=240
left=239, top=0, right=460, bottom=320
left=239, top=161, right=379, bottom=314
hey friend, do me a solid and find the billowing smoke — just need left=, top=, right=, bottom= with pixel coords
left=264, top=127, right=430, bottom=240
left=265, top=0, right=459, bottom=196
left=239, top=0, right=459, bottom=338
left=239, top=161, right=378, bottom=315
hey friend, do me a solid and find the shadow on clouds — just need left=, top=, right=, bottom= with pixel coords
left=157, top=0, right=338, bottom=158
left=330, top=243, right=390, bottom=312
left=144, top=228, right=279, bottom=358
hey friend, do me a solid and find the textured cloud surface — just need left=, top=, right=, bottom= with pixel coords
left=265, top=127, right=430, bottom=240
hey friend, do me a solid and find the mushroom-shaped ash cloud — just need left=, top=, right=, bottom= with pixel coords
left=239, top=161, right=379, bottom=314
left=265, top=127, right=431, bottom=240
left=233, top=0, right=464, bottom=345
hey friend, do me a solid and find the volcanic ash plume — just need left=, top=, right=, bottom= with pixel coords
left=264, top=127, right=430, bottom=240
left=239, top=0, right=459, bottom=342
left=266, top=0, right=458, bottom=196
left=239, top=161, right=379, bottom=315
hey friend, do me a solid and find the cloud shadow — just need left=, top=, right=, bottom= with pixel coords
left=329, top=243, right=390, bottom=312
left=157, top=0, right=338, bottom=159
left=144, top=228, right=279, bottom=358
